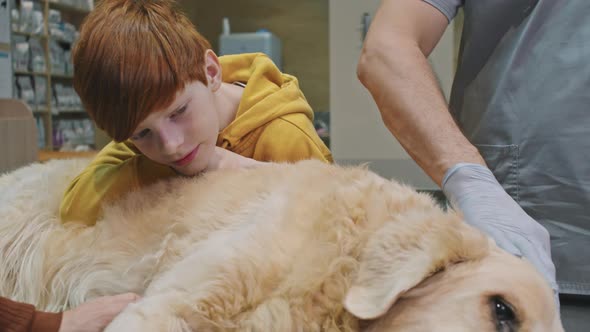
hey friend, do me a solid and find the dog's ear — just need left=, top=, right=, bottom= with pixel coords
left=344, top=210, right=488, bottom=320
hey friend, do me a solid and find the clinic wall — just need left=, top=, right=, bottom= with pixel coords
left=180, top=0, right=330, bottom=114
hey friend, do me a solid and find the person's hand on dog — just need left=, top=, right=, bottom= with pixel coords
left=442, top=163, right=559, bottom=306
left=58, top=293, right=140, bottom=332
left=206, top=146, right=265, bottom=171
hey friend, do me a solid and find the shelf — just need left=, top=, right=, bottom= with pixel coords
left=33, top=107, right=49, bottom=114
left=12, top=31, right=48, bottom=39
left=55, top=108, right=85, bottom=113
left=14, top=70, right=48, bottom=76
left=48, top=36, right=76, bottom=45
left=51, top=73, right=74, bottom=79
left=43, top=0, right=92, bottom=14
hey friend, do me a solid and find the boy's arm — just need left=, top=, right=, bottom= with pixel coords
left=59, top=141, right=175, bottom=225
left=253, top=113, right=333, bottom=163
left=206, top=147, right=263, bottom=171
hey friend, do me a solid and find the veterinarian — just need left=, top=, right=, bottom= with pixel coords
left=59, top=0, right=332, bottom=226
left=357, top=0, right=589, bottom=330
left=0, top=293, right=138, bottom=332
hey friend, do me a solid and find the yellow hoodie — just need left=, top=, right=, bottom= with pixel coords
left=59, top=53, right=332, bottom=225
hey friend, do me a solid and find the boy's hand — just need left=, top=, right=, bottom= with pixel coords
left=58, top=293, right=141, bottom=332
left=206, top=147, right=265, bottom=171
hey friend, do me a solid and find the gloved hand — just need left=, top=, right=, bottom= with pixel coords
left=442, top=163, right=559, bottom=306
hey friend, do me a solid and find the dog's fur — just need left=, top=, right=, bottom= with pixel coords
left=0, top=159, right=562, bottom=331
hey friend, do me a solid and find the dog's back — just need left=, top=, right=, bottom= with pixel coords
left=1, top=160, right=435, bottom=328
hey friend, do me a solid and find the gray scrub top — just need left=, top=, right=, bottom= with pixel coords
left=424, top=0, right=590, bottom=295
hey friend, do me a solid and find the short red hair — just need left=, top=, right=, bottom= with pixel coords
left=73, top=0, right=211, bottom=141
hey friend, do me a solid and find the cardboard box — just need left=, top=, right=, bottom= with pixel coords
left=0, top=99, right=38, bottom=174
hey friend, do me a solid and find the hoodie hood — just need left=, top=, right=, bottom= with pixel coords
left=217, top=53, right=314, bottom=149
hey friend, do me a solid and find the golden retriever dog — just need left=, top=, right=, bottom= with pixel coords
left=0, top=159, right=562, bottom=331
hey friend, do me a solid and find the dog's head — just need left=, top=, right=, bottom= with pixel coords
left=344, top=209, right=563, bottom=332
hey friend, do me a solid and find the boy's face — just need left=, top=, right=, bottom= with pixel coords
left=129, top=80, right=220, bottom=175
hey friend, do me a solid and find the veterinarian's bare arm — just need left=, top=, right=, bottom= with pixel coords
left=357, top=0, right=485, bottom=186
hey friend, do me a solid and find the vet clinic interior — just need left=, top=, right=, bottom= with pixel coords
left=0, top=0, right=458, bottom=189
left=0, top=1, right=582, bottom=332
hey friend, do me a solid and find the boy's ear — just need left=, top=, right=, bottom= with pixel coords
left=204, top=49, right=222, bottom=92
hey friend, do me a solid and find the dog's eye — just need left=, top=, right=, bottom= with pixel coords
left=490, top=296, right=517, bottom=331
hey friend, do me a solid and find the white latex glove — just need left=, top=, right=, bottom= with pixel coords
left=442, top=163, right=559, bottom=306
